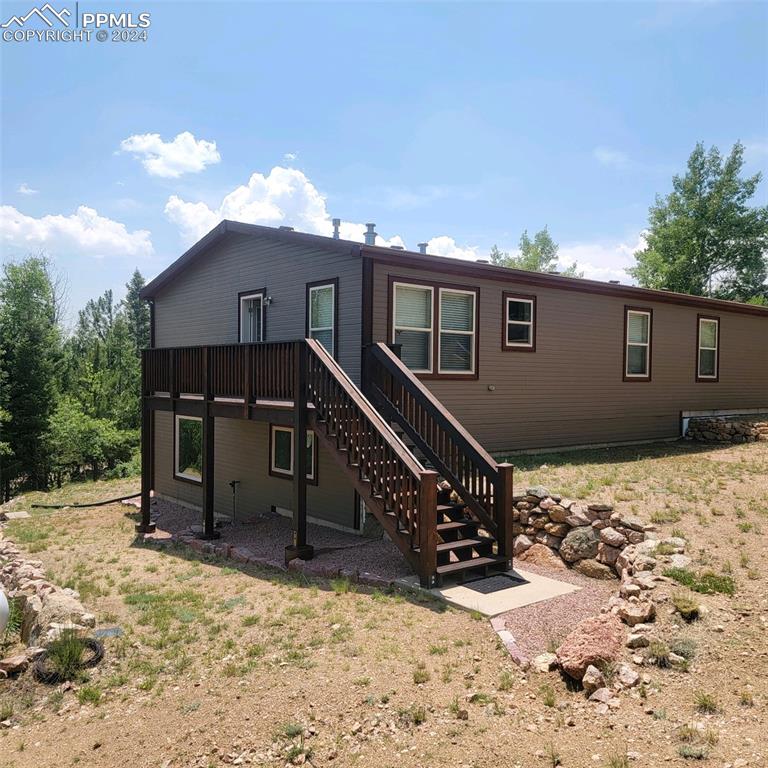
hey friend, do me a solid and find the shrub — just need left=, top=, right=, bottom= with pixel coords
left=672, top=593, right=701, bottom=621
left=647, top=640, right=670, bottom=667
left=44, top=630, right=90, bottom=681
left=694, top=691, right=719, bottom=714
left=670, top=637, right=697, bottom=660
left=76, top=685, right=102, bottom=706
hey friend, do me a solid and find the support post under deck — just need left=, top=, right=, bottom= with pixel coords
left=286, top=340, right=314, bottom=563
left=136, top=398, right=156, bottom=534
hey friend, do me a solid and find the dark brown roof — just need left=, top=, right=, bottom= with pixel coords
left=140, top=220, right=768, bottom=317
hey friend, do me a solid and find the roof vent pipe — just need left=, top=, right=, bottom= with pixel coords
left=418, top=242, right=428, bottom=254
left=390, top=245, right=404, bottom=250
left=364, top=223, right=377, bottom=246
left=609, top=280, right=620, bottom=284
left=279, top=226, right=294, bottom=231
left=332, top=218, right=341, bottom=239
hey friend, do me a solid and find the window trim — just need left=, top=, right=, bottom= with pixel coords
left=305, top=278, right=339, bottom=359
left=502, top=292, right=537, bottom=352
left=173, top=414, right=203, bottom=485
left=623, top=306, right=653, bottom=382
left=388, top=275, right=479, bottom=380
left=437, top=287, right=477, bottom=375
left=238, top=287, right=267, bottom=343
left=268, top=425, right=318, bottom=484
left=696, top=314, right=720, bottom=382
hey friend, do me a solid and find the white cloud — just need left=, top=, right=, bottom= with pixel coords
left=165, top=166, right=407, bottom=248
left=593, top=146, right=630, bottom=170
left=425, top=235, right=479, bottom=261
left=17, top=182, right=38, bottom=196
left=0, top=205, right=153, bottom=259
left=283, top=152, right=298, bottom=162
left=559, top=234, right=645, bottom=282
left=120, top=131, right=221, bottom=178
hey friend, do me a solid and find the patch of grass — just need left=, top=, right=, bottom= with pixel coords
left=605, top=753, right=630, bottom=768
left=545, top=741, right=562, bottom=767
left=45, top=630, right=91, bottom=681
left=739, top=690, right=754, bottom=707
left=664, top=567, right=735, bottom=595
left=428, top=643, right=448, bottom=655
left=655, top=542, right=677, bottom=555
left=0, top=701, right=14, bottom=720
left=413, top=663, right=430, bottom=684
left=330, top=577, right=355, bottom=594
left=398, top=704, right=426, bottom=726
left=650, top=509, right=681, bottom=524
left=353, top=676, right=371, bottom=687
left=672, top=593, right=701, bottom=621
left=647, top=640, right=670, bottom=667
left=678, top=744, right=708, bottom=760
left=652, top=708, right=667, bottom=720
left=278, top=722, right=304, bottom=739
left=468, top=691, right=494, bottom=705
left=498, top=670, right=514, bottom=692
left=76, top=685, right=102, bottom=706
left=539, top=683, right=556, bottom=708
left=670, top=637, right=697, bottom=660
left=737, top=522, right=753, bottom=533
left=694, top=691, right=719, bottom=714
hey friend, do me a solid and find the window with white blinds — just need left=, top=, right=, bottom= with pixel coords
left=625, top=308, right=651, bottom=378
left=697, top=317, right=719, bottom=380
left=309, top=283, right=335, bottom=355
left=393, top=283, right=433, bottom=372
left=439, top=289, right=475, bottom=373
left=239, top=293, right=264, bottom=343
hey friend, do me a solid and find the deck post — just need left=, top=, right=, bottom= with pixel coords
left=200, top=346, right=219, bottom=540
left=286, top=341, right=314, bottom=563
left=418, top=470, right=439, bottom=588
left=495, top=463, right=514, bottom=570
left=136, top=395, right=156, bottom=534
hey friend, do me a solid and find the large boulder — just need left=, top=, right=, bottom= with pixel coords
left=513, top=535, right=534, bottom=557
left=517, top=543, right=567, bottom=571
left=559, top=527, right=599, bottom=563
left=556, top=614, right=625, bottom=680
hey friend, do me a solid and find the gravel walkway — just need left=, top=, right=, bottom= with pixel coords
left=501, top=562, right=616, bottom=657
left=150, top=497, right=415, bottom=582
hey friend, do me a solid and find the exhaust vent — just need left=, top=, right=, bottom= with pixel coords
left=364, top=223, right=377, bottom=246
left=279, top=226, right=294, bottom=231
left=418, top=242, right=428, bottom=255
left=332, top=218, right=341, bottom=239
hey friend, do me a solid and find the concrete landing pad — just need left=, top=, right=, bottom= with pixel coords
left=398, top=567, right=581, bottom=617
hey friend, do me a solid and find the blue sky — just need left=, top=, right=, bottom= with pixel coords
left=2, top=0, right=767, bottom=323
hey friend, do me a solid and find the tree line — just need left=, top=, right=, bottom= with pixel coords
left=489, top=142, right=768, bottom=304
left=0, top=262, right=149, bottom=501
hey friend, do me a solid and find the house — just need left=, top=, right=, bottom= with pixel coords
left=137, top=220, right=768, bottom=586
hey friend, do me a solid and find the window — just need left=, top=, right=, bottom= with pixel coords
left=503, top=294, right=536, bottom=350
left=697, top=316, right=719, bottom=381
left=438, top=288, right=476, bottom=373
left=391, top=279, right=478, bottom=376
left=239, top=290, right=264, bottom=343
left=624, top=307, right=652, bottom=380
left=393, top=283, right=433, bottom=373
left=174, top=415, right=202, bottom=483
left=307, top=280, right=336, bottom=356
left=269, top=426, right=317, bottom=482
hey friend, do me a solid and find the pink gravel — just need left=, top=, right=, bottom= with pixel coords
left=150, top=497, right=415, bottom=582
left=501, top=562, right=616, bottom=657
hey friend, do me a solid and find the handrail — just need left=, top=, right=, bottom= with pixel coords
left=367, top=342, right=500, bottom=534
left=305, top=339, right=424, bottom=477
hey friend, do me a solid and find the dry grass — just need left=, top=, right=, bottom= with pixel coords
left=1, top=441, right=767, bottom=766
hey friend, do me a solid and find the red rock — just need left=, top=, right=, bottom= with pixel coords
left=556, top=614, right=625, bottom=680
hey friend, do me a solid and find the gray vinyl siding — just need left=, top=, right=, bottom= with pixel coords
left=153, top=411, right=356, bottom=528
left=372, top=261, right=768, bottom=452
left=153, top=232, right=363, bottom=383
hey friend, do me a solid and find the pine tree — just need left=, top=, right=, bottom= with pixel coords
left=123, top=269, right=150, bottom=352
left=0, top=257, right=61, bottom=493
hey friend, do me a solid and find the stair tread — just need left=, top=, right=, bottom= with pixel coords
left=436, top=520, right=476, bottom=532
left=436, top=537, right=489, bottom=552
left=437, top=503, right=466, bottom=512
left=436, top=555, right=507, bottom=575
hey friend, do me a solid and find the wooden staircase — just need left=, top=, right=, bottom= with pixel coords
left=305, top=339, right=513, bottom=587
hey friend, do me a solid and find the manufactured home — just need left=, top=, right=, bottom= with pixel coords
left=136, top=221, right=768, bottom=586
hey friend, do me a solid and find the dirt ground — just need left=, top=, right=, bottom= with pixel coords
left=1, top=440, right=766, bottom=768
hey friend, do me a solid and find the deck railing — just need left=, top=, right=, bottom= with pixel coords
left=366, top=342, right=513, bottom=555
left=142, top=342, right=296, bottom=402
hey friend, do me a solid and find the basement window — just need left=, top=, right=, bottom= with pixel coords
left=624, top=307, right=652, bottom=380
left=174, top=415, right=202, bottom=483
left=697, top=316, right=719, bottom=381
left=269, top=425, right=317, bottom=482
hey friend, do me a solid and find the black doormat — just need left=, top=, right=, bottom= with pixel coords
left=463, top=573, right=528, bottom=594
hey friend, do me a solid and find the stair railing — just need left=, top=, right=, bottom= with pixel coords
left=304, top=339, right=440, bottom=585
left=366, top=342, right=513, bottom=562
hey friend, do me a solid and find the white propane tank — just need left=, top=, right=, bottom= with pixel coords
left=0, top=589, right=8, bottom=636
